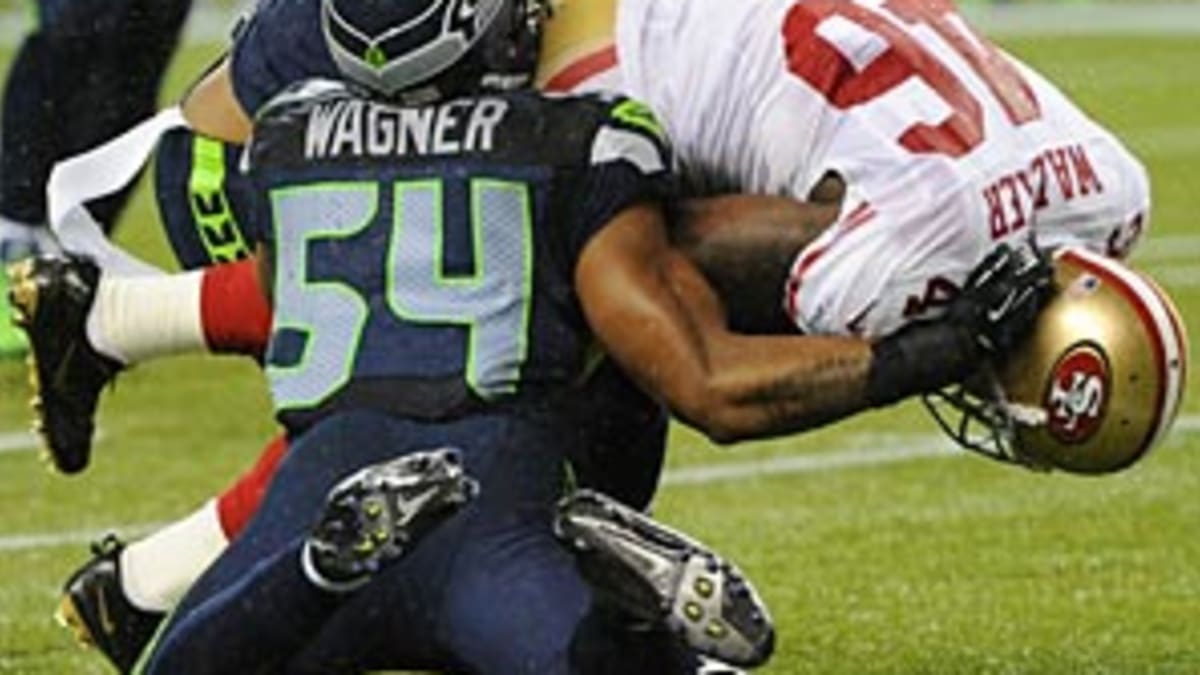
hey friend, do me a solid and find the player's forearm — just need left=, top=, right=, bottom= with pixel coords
left=180, top=58, right=253, bottom=144
left=652, top=252, right=876, bottom=442
left=669, top=249, right=1045, bottom=443
left=684, top=333, right=873, bottom=443
left=687, top=322, right=986, bottom=443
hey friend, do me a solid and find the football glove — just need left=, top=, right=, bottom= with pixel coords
left=866, top=242, right=1053, bottom=407
left=947, top=242, right=1054, bottom=357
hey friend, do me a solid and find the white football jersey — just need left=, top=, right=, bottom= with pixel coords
left=580, top=0, right=1151, bottom=337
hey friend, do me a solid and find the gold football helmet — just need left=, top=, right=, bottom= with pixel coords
left=927, top=247, right=1188, bottom=474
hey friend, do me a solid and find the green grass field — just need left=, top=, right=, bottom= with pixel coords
left=1, top=25, right=1198, bottom=675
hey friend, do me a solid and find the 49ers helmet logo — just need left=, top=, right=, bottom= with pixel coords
left=1044, top=343, right=1110, bottom=444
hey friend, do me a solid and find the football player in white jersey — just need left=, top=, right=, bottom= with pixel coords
left=542, top=0, right=1151, bottom=338
left=6, top=0, right=1165, bottom=669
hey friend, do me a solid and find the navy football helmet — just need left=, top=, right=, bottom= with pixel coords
left=321, top=0, right=547, bottom=101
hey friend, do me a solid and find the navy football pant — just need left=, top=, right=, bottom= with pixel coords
left=141, top=409, right=690, bottom=674
left=0, top=0, right=191, bottom=229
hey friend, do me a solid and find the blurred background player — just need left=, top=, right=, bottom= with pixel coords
left=0, top=0, right=193, bottom=354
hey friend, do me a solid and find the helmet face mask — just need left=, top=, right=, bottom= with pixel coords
left=322, top=0, right=548, bottom=102
left=926, top=247, right=1189, bottom=475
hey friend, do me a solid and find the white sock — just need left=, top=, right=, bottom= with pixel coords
left=86, top=271, right=207, bottom=364
left=119, top=499, right=229, bottom=612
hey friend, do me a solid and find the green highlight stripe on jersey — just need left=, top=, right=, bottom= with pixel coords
left=188, top=136, right=251, bottom=264
left=611, top=100, right=665, bottom=140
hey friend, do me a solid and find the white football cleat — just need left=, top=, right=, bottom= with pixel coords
left=556, top=489, right=775, bottom=668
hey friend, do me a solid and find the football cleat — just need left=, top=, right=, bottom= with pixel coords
left=303, top=447, right=478, bottom=591
left=56, top=534, right=165, bottom=674
left=0, top=220, right=60, bottom=357
left=6, top=254, right=122, bottom=473
left=555, top=490, right=775, bottom=669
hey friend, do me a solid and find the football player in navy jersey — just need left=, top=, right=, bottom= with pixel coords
left=142, top=76, right=732, bottom=674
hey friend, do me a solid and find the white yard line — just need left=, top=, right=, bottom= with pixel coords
left=0, top=429, right=37, bottom=453
left=1135, top=234, right=1200, bottom=264
left=1128, top=235, right=1200, bottom=288
left=2, top=413, right=1197, bottom=553
left=662, top=433, right=955, bottom=486
left=0, top=523, right=164, bottom=553
left=1146, top=263, right=1200, bottom=289
left=1123, top=126, right=1200, bottom=161
left=0, top=429, right=103, bottom=454
left=962, top=3, right=1200, bottom=36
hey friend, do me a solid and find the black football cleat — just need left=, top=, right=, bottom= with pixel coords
left=556, top=490, right=775, bottom=669
left=6, top=254, right=122, bottom=473
left=303, top=447, right=478, bottom=591
left=56, top=534, right=165, bottom=674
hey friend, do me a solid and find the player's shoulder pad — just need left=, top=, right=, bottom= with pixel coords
left=523, top=92, right=671, bottom=175
left=247, top=78, right=360, bottom=170
left=588, top=95, right=673, bottom=177
left=256, top=77, right=354, bottom=124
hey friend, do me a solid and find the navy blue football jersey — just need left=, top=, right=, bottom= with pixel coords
left=248, top=80, right=673, bottom=430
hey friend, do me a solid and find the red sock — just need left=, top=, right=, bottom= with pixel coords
left=200, top=259, right=272, bottom=359
left=215, top=434, right=288, bottom=539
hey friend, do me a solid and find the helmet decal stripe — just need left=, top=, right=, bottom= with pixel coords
left=1141, top=272, right=1189, bottom=443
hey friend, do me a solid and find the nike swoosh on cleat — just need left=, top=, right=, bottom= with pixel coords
left=391, top=485, right=443, bottom=527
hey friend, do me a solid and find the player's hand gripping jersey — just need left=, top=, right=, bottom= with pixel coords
left=613, top=0, right=1150, bottom=338
left=246, top=80, right=673, bottom=432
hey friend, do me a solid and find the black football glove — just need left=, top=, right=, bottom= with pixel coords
left=866, top=243, right=1054, bottom=407
left=946, top=242, right=1054, bottom=357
